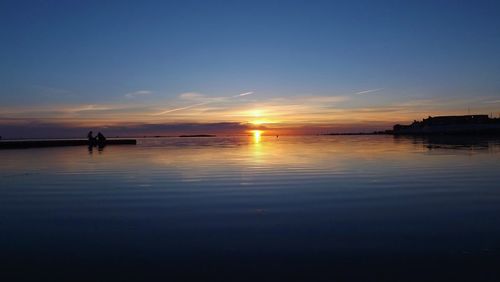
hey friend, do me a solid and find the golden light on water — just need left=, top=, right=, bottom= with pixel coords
left=252, top=130, right=263, bottom=143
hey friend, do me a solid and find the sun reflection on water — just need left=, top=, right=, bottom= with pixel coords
left=251, top=130, right=262, bottom=143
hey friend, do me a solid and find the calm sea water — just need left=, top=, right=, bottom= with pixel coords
left=1, top=135, right=500, bottom=281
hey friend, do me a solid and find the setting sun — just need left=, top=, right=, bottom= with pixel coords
left=249, top=110, right=270, bottom=125
left=251, top=130, right=263, bottom=143
left=2, top=1, right=500, bottom=280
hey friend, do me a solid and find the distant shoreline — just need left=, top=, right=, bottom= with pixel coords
left=322, top=131, right=392, bottom=136
left=179, top=134, right=216, bottom=137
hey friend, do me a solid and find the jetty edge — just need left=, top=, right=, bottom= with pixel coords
left=0, top=139, right=137, bottom=149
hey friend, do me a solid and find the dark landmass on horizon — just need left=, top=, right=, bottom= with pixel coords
left=322, top=131, right=393, bottom=136
left=179, top=134, right=216, bottom=137
left=325, top=114, right=500, bottom=136
left=393, top=115, right=500, bottom=135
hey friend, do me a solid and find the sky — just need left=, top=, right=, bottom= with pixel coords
left=1, top=0, right=500, bottom=138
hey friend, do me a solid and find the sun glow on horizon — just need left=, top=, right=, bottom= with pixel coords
left=250, top=119, right=273, bottom=125
left=251, top=130, right=263, bottom=143
left=248, top=109, right=277, bottom=125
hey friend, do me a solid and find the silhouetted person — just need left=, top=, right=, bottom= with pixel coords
left=87, top=131, right=94, bottom=146
left=97, top=132, right=106, bottom=147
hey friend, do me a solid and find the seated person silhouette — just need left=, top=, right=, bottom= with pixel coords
left=97, top=132, right=106, bottom=147
left=87, top=131, right=94, bottom=146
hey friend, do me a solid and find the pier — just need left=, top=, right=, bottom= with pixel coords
left=0, top=139, right=137, bottom=149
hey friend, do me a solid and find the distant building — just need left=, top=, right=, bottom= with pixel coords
left=393, top=115, right=500, bottom=135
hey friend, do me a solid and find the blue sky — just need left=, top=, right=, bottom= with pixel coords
left=1, top=0, right=500, bottom=137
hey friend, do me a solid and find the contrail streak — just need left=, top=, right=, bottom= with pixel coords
left=154, top=102, right=210, bottom=115
left=355, top=88, right=383, bottom=95
left=154, top=91, right=254, bottom=116
left=232, top=91, right=254, bottom=97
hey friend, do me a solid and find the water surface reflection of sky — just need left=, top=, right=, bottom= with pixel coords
left=1, top=136, right=500, bottom=281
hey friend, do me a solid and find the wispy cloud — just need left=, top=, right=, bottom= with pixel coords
left=232, top=91, right=254, bottom=97
left=483, top=99, right=500, bottom=104
left=3, top=89, right=499, bottom=136
left=300, top=95, right=349, bottom=103
left=179, top=92, right=205, bottom=100
left=154, top=102, right=210, bottom=115
left=154, top=91, right=254, bottom=116
left=355, top=88, right=383, bottom=95
left=125, top=90, right=153, bottom=99
left=66, top=104, right=114, bottom=113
